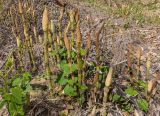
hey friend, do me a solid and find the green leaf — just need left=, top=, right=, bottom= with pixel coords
left=0, top=100, right=6, bottom=109
left=3, top=93, right=11, bottom=101
left=100, top=66, right=108, bottom=73
left=5, top=56, right=13, bottom=70
left=71, top=51, right=76, bottom=58
left=125, top=87, right=138, bottom=96
left=64, top=85, right=77, bottom=97
left=58, top=76, right=68, bottom=85
left=22, top=72, right=31, bottom=79
left=59, top=48, right=66, bottom=54
left=137, top=99, right=148, bottom=112
left=60, top=62, right=70, bottom=76
left=78, top=95, right=85, bottom=104
left=51, top=50, right=57, bottom=57
left=138, top=80, right=147, bottom=89
left=17, top=105, right=24, bottom=116
left=12, top=78, right=22, bottom=87
left=67, top=79, right=74, bottom=86
left=112, top=94, right=124, bottom=102
left=11, top=87, right=23, bottom=104
left=122, top=102, right=133, bottom=112
left=80, top=48, right=87, bottom=56
left=24, top=84, right=32, bottom=94
left=60, top=62, right=77, bottom=76
left=79, top=85, right=88, bottom=91
left=71, top=64, right=77, bottom=72
left=9, top=102, right=17, bottom=116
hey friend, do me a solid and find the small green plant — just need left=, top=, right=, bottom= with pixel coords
left=137, top=99, right=148, bottom=112
left=0, top=55, right=32, bottom=116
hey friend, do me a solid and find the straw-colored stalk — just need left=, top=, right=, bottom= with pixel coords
left=103, top=67, right=113, bottom=102
left=64, top=22, right=73, bottom=77
left=69, top=10, right=76, bottom=48
left=127, top=45, right=133, bottom=77
left=94, top=23, right=104, bottom=84
left=18, top=0, right=36, bottom=70
left=50, top=20, right=60, bottom=65
left=82, top=30, right=92, bottom=80
left=33, top=26, right=38, bottom=43
left=76, top=20, right=82, bottom=82
left=103, top=67, right=113, bottom=115
left=58, top=7, right=65, bottom=46
left=93, top=23, right=104, bottom=102
left=147, top=79, right=156, bottom=96
left=42, top=7, right=53, bottom=92
left=75, top=9, right=82, bottom=82
left=12, top=27, right=23, bottom=70
left=18, top=0, right=23, bottom=14
left=31, top=6, right=38, bottom=43
left=146, top=54, right=151, bottom=80
left=136, top=47, right=142, bottom=78
left=86, top=30, right=91, bottom=51
left=38, top=35, right=43, bottom=44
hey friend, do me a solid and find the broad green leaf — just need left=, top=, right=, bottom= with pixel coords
left=12, top=78, right=22, bottom=87
left=9, top=102, right=17, bottom=116
left=60, top=62, right=77, bottom=76
left=137, top=99, right=148, bottom=112
left=125, top=87, right=138, bottom=96
left=64, top=85, right=77, bottom=97
left=60, top=62, right=70, bottom=76
left=11, top=87, right=23, bottom=104
left=0, top=100, right=6, bottom=109
left=58, top=76, right=68, bottom=85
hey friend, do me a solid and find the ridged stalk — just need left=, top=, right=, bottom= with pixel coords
left=93, top=23, right=104, bottom=102
left=18, top=0, right=36, bottom=70
left=103, top=67, right=113, bottom=102
left=76, top=11, right=82, bottom=83
left=127, top=45, right=133, bottom=78
left=42, top=7, right=53, bottom=93
left=50, top=20, right=60, bottom=65
left=137, top=47, right=142, bottom=79
left=64, top=22, right=73, bottom=77
left=58, top=7, right=65, bottom=46
left=69, top=10, right=76, bottom=48
left=94, top=23, right=104, bottom=84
